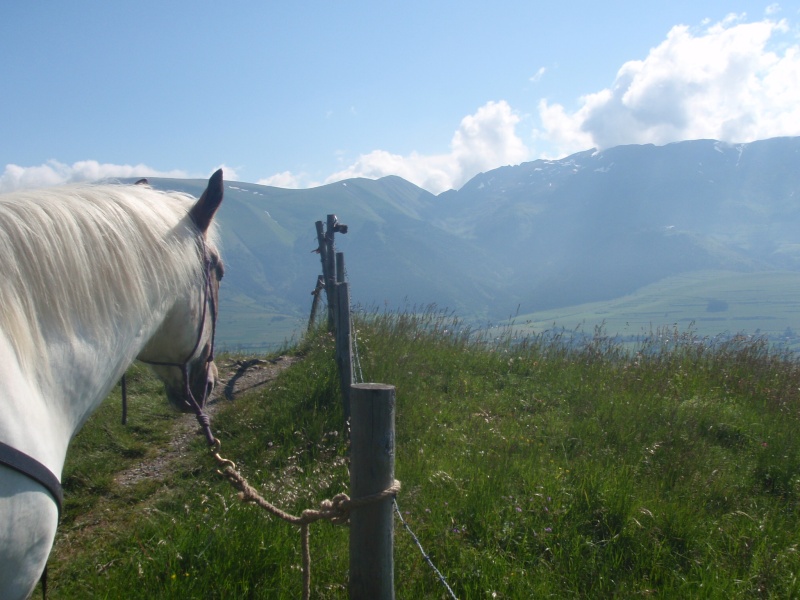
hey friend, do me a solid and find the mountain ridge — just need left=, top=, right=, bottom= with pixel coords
left=130, top=136, right=800, bottom=348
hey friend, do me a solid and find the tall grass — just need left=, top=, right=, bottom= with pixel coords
left=48, top=307, right=800, bottom=598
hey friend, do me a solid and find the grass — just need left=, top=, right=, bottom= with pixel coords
left=46, top=307, right=800, bottom=598
left=216, top=292, right=305, bottom=352
left=513, top=270, right=800, bottom=350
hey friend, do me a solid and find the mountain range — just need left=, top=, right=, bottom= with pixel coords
left=133, top=136, right=800, bottom=349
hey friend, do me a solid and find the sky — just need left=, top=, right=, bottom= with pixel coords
left=1, top=1, right=799, bottom=195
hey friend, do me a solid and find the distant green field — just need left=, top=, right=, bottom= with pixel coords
left=513, top=270, right=800, bottom=347
left=215, top=270, right=800, bottom=351
left=216, top=294, right=306, bottom=352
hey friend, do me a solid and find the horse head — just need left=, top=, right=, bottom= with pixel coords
left=0, top=169, right=230, bottom=599
left=138, top=170, right=225, bottom=413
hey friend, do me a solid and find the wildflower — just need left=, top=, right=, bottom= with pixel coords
left=515, top=506, right=522, bottom=513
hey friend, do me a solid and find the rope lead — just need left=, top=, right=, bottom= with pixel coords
left=211, top=448, right=399, bottom=600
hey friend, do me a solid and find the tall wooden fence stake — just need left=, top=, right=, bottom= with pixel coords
left=308, top=275, right=325, bottom=332
left=335, top=252, right=353, bottom=419
left=335, top=277, right=353, bottom=420
left=324, top=214, right=338, bottom=330
left=350, top=383, right=396, bottom=600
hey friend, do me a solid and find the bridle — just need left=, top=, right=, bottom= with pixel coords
left=0, top=223, right=222, bottom=600
left=129, top=235, right=221, bottom=446
left=0, top=173, right=225, bottom=600
left=0, top=234, right=220, bottom=517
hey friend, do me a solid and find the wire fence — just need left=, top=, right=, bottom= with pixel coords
left=349, top=306, right=459, bottom=600
left=316, top=215, right=459, bottom=599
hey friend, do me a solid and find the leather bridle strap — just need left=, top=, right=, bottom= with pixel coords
left=129, top=237, right=219, bottom=445
left=0, top=441, right=63, bottom=517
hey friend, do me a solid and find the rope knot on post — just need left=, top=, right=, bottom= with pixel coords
left=301, top=492, right=352, bottom=526
left=212, top=446, right=400, bottom=600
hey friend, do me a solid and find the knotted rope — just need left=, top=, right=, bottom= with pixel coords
left=210, top=442, right=400, bottom=600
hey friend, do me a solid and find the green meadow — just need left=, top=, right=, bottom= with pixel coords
left=513, top=270, right=800, bottom=348
left=47, top=307, right=800, bottom=598
left=216, top=292, right=306, bottom=352
left=215, top=270, right=800, bottom=352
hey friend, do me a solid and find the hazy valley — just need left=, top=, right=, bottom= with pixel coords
left=134, top=136, right=800, bottom=350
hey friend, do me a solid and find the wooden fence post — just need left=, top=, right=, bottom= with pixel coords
left=335, top=279, right=353, bottom=420
left=313, top=219, right=334, bottom=332
left=349, top=384, right=396, bottom=600
left=336, top=252, right=345, bottom=285
left=308, top=275, right=325, bottom=332
left=325, top=214, right=338, bottom=331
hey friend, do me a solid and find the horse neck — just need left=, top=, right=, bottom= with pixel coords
left=0, top=292, right=177, bottom=479
left=0, top=185, right=202, bottom=477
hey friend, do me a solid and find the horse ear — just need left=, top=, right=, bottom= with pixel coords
left=190, top=169, right=224, bottom=233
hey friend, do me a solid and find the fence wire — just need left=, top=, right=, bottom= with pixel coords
left=349, top=308, right=459, bottom=600
left=351, top=318, right=364, bottom=384
left=393, top=499, right=459, bottom=600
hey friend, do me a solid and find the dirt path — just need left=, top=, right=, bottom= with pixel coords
left=115, top=355, right=298, bottom=487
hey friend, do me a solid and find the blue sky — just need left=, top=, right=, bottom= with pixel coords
left=2, top=1, right=798, bottom=193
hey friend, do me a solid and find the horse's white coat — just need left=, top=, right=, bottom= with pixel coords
left=0, top=180, right=222, bottom=599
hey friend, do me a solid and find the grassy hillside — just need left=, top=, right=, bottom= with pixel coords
left=513, top=270, right=800, bottom=349
left=47, top=309, right=800, bottom=598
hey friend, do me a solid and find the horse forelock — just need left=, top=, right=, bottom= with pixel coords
left=0, top=184, right=217, bottom=386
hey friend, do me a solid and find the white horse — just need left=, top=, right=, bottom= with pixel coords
left=0, top=170, right=226, bottom=599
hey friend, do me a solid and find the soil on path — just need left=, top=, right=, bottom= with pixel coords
left=115, top=355, right=298, bottom=487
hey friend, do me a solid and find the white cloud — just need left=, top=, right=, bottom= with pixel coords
left=530, top=67, right=547, bottom=83
left=12, top=14, right=799, bottom=198
left=0, top=160, right=193, bottom=193
left=534, top=15, right=800, bottom=154
left=0, top=160, right=238, bottom=193
left=319, top=100, right=528, bottom=194
left=257, top=170, right=308, bottom=189
left=765, top=3, right=781, bottom=16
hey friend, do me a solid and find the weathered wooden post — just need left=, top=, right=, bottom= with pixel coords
left=333, top=251, right=345, bottom=342
left=313, top=219, right=333, bottom=332
left=325, top=214, right=338, bottom=330
left=336, top=251, right=346, bottom=285
left=308, top=275, right=325, bottom=331
left=349, top=383, right=396, bottom=600
left=335, top=273, right=353, bottom=419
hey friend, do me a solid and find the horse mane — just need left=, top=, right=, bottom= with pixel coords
left=0, top=183, right=219, bottom=384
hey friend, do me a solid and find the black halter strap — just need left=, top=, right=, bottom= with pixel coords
left=0, top=441, right=63, bottom=517
left=0, top=441, right=63, bottom=599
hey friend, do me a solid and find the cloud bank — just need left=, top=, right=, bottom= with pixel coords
left=5, top=14, right=799, bottom=195
left=536, top=14, right=800, bottom=156
left=278, top=13, right=800, bottom=192
left=0, top=160, right=238, bottom=194
left=321, top=100, right=528, bottom=194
